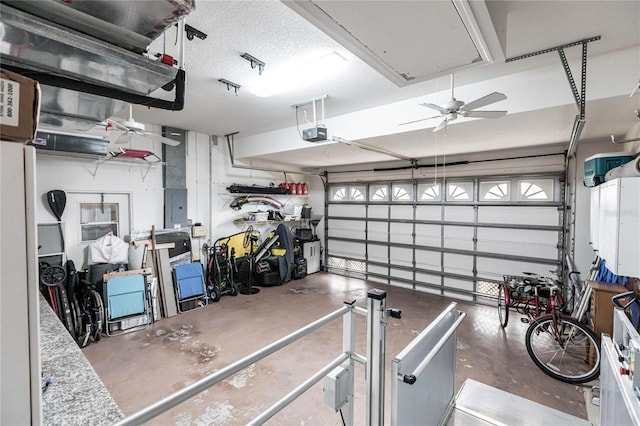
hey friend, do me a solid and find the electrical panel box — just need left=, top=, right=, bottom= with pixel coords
left=323, top=365, right=350, bottom=411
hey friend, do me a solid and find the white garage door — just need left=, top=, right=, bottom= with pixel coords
left=325, top=176, right=562, bottom=304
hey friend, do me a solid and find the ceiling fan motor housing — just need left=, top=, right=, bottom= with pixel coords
left=443, top=98, right=464, bottom=112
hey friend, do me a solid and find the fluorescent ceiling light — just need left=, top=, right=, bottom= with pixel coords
left=249, top=52, right=347, bottom=97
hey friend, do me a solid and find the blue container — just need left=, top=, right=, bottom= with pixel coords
left=583, top=153, right=633, bottom=187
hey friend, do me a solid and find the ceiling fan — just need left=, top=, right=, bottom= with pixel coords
left=400, top=74, right=507, bottom=132
left=105, top=105, right=181, bottom=146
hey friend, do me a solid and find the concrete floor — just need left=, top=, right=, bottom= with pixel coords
left=83, top=273, right=593, bottom=425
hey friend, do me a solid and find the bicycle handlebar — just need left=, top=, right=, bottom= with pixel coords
left=611, top=291, right=636, bottom=309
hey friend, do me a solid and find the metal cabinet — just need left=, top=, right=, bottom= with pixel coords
left=303, top=241, right=321, bottom=274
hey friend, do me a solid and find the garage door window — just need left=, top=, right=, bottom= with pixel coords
left=370, top=184, right=389, bottom=202
left=80, top=203, right=119, bottom=242
left=480, top=181, right=510, bottom=201
left=418, top=183, right=441, bottom=201
left=517, top=179, right=554, bottom=201
left=446, top=182, right=473, bottom=201
left=392, top=184, right=413, bottom=201
left=330, top=185, right=366, bottom=202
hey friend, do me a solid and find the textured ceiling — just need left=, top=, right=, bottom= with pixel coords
left=122, top=0, right=639, bottom=168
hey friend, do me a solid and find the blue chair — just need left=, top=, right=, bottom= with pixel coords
left=174, top=262, right=207, bottom=313
left=104, top=274, right=150, bottom=335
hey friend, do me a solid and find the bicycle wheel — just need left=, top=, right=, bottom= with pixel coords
left=525, top=314, right=600, bottom=383
left=89, top=290, right=104, bottom=342
left=498, top=285, right=509, bottom=328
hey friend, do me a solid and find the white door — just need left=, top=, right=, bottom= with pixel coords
left=64, top=192, right=131, bottom=269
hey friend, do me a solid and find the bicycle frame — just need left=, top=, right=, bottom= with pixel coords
left=502, top=280, right=564, bottom=323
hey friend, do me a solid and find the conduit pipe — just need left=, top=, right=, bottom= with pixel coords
left=225, top=132, right=322, bottom=177
left=5, top=65, right=186, bottom=111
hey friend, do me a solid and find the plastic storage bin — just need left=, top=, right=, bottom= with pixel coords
left=584, top=153, right=633, bottom=187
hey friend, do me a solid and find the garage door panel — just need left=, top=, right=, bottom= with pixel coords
left=444, top=226, right=473, bottom=250
left=328, top=240, right=365, bottom=258
left=368, top=244, right=387, bottom=263
left=368, top=221, right=388, bottom=242
left=477, top=228, right=557, bottom=245
left=390, top=205, right=413, bottom=220
left=415, top=224, right=440, bottom=247
left=390, top=268, right=413, bottom=280
left=478, top=240, right=557, bottom=259
left=327, top=177, right=562, bottom=303
left=368, top=264, right=388, bottom=276
left=477, top=258, right=557, bottom=281
left=415, top=205, right=441, bottom=221
left=368, top=205, right=388, bottom=218
left=415, top=249, right=441, bottom=269
left=444, top=206, right=474, bottom=222
left=329, top=204, right=366, bottom=217
left=443, top=253, right=473, bottom=272
left=477, top=206, right=558, bottom=226
left=390, top=222, right=413, bottom=244
left=328, top=219, right=365, bottom=239
left=444, top=278, right=473, bottom=292
left=416, top=272, right=441, bottom=283
left=477, top=227, right=558, bottom=258
left=390, top=247, right=413, bottom=265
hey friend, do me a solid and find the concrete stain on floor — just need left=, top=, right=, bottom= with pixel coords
left=175, top=401, right=235, bottom=426
left=223, top=363, right=257, bottom=389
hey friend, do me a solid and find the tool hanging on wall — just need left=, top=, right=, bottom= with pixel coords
left=46, top=190, right=66, bottom=252
left=229, top=195, right=284, bottom=211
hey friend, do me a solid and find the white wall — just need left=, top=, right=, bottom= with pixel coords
left=34, top=127, right=324, bottom=268
left=207, top=134, right=320, bottom=253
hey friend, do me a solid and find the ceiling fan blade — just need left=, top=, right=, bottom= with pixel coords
left=399, top=114, right=442, bottom=126
left=463, top=110, right=507, bottom=119
left=115, top=132, right=132, bottom=145
left=433, top=118, right=449, bottom=133
left=149, top=132, right=181, bottom=146
left=420, top=103, right=448, bottom=114
left=462, top=92, right=506, bottom=112
left=107, top=118, right=130, bottom=132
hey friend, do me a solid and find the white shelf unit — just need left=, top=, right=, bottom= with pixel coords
left=591, top=177, right=640, bottom=276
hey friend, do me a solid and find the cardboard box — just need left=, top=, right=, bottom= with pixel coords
left=0, top=69, right=40, bottom=143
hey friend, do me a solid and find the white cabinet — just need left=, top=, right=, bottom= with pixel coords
left=303, top=241, right=321, bottom=274
left=589, top=186, right=600, bottom=249
left=597, top=178, right=640, bottom=277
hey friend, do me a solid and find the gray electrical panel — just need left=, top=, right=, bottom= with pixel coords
left=164, top=188, right=187, bottom=229
left=162, top=126, right=187, bottom=229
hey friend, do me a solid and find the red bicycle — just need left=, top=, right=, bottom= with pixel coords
left=498, top=273, right=600, bottom=384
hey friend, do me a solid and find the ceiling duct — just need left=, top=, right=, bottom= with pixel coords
left=0, top=1, right=195, bottom=130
